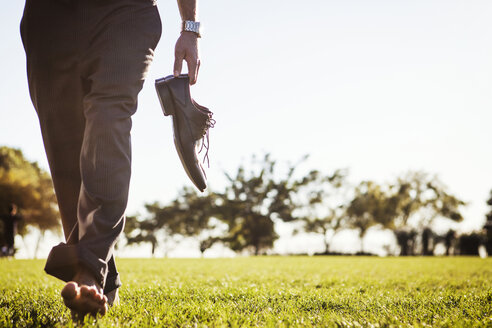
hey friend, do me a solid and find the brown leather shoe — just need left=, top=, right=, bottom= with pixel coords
left=155, top=74, right=215, bottom=192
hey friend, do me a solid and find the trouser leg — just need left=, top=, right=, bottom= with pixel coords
left=71, top=0, right=161, bottom=289
left=20, top=0, right=83, bottom=245
left=21, top=0, right=161, bottom=292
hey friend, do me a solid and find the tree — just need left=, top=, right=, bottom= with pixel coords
left=432, top=229, right=456, bottom=256
left=301, top=169, right=348, bottom=254
left=444, top=229, right=456, bottom=256
left=303, top=208, right=345, bottom=254
left=484, top=190, right=492, bottom=255
left=124, top=201, right=185, bottom=257
left=390, top=172, right=466, bottom=255
left=124, top=187, right=217, bottom=256
left=391, top=172, right=464, bottom=227
left=214, top=154, right=320, bottom=255
left=421, top=227, right=434, bottom=256
left=0, top=146, right=59, bottom=254
left=166, top=187, right=218, bottom=256
left=346, top=181, right=390, bottom=253
left=457, top=233, right=482, bottom=255
left=124, top=214, right=160, bottom=256
left=394, top=229, right=418, bottom=256
left=384, top=172, right=465, bottom=255
left=343, top=172, right=464, bottom=256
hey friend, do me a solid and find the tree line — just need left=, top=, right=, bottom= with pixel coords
left=123, top=154, right=491, bottom=257
left=1, top=146, right=490, bottom=257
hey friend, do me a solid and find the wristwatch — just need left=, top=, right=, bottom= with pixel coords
left=182, top=20, right=201, bottom=38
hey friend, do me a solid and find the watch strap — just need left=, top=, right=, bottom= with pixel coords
left=182, top=20, right=201, bottom=38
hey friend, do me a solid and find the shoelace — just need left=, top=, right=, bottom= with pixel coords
left=198, top=114, right=216, bottom=168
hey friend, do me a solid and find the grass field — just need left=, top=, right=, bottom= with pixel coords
left=0, top=257, right=491, bottom=327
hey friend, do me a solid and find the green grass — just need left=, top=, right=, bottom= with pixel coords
left=0, top=257, right=491, bottom=327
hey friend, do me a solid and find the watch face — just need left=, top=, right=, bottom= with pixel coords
left=183, top=21, right=201, bottom=36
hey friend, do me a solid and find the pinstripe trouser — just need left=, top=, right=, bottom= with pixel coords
left=20, top=0, right=161, bottom=293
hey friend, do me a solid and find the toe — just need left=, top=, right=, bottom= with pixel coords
left=80, top=285, right=91, bottom=297
left=88, top=287, right=97, bottom=298
left=94, top=292, right=104, bottom=302
left=61, top=282, right=78, bottom=300
left=97, top=295, right=107, bottom=305
left=100, top=303, right=108, bottom=316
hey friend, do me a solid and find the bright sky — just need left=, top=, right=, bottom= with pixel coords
left=1, top=1, right=491, bottom=257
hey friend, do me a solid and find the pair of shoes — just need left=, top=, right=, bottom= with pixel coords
left=155, top=74, right=215, bottom=192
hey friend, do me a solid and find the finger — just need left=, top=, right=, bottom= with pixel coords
left=174, top=53, right=184, bottom=77
left=195, top=59, right=201, bottom=83
left=187, top=57, right=198, bottom=85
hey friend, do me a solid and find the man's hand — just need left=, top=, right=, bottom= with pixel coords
left=174, top=31, right=200, bottom=85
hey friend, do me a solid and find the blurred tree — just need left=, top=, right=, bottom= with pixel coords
left=124, top=201, right=184, bottom=257
left=457, top=232, right=482, bottom=255
left=301, top=169, right=348, bottom=254
left=484, top=190, right=492, bottom=255
left=303, top=208, right=345, bottom=254
left=199, top=237, right=218, bottom=256
left=124, top=187, right=217, bottom=256
left=124, top=214, right=159, bottom=256
left=0, top=146, right=59, bottom=255
left=168, top=187, right=218, bottom=256
left=343, top=172, right=464, bottom=256
left=421, top=227, right=434, bottom=256
left=214, top=154, right=320, bottom=255
left=346, top=181, right=390, bottom=253
left=385, top=172, right=465, bottom=255
left=432, top=229, right=456, bottom=256
left=444, top=229, right=456, bottom=256
left=394, top=229, right=418, bottom=256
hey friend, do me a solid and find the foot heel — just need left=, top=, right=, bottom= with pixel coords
left=155, top=82, right=175, bottom=116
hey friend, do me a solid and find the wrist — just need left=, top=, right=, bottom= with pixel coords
left=181, top=31, right=199, bottom=38
left=182, top=20, right=201, bottom=38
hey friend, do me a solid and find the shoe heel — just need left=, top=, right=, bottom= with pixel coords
left=156, top=82, right=175, bottom=116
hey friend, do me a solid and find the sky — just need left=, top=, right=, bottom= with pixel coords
left=1, top=0, right=491, bottom=257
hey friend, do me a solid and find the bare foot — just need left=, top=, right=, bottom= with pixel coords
left=106, top=288, right=120, bottom=307
left=61, top=268, right=108, bottom=319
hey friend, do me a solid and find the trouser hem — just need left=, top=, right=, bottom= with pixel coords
left=44, top=242, right=108, bottom=290
left=103, top=274, right=122, bottom=294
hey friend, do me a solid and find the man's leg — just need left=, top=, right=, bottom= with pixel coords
left=19, top=0, right=159, bottom=316
left=20, top=0, right=83, bottom=244
left=68, top=0, right=161, bottom=312
left=22, top=0, right=161, bottom=317
left=21, top=0, right=109, bottom=316
left=70, top=0, right=162, bottom=292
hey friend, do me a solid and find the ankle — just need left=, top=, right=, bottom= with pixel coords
left=74, top=266, right=102, bottom=292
